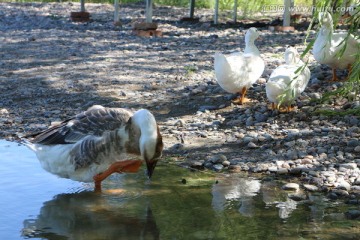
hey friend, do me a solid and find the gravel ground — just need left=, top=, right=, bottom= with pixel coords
left=1, top=2, right=360, bottom=201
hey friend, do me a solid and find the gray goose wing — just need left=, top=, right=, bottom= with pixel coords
left=29, top=107, right=133, bottom=145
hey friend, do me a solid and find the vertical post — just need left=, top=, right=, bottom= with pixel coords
left=146, top=0, right=153, bottom=23
left=233, top=0, right=238, bottom=22
left=214, top=0, right=219, bottom=24
left=189, top=0, right=195, bottom=18
left=283, top=0, right=291, bottom=26
left=312, top=0, right=316, bottom=17
left=80, top=0, right=85, bottom=12
left=114, top=0, right=120, bottom=24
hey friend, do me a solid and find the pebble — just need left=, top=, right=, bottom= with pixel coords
left=303, top=184, right=318, bottom=192
left=282, top=183, right=300, bottom=191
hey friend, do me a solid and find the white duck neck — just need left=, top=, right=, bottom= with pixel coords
left=244, top=40, right=260, bottom=55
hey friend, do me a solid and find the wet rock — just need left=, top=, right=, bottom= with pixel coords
left=288, top=192, right=307, bottom=201
left=345, top=210, right=360, bottom=220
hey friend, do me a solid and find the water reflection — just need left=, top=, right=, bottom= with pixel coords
left=211, top=176, right=299, bottom=219
left=211, top=176, right=261, bottom=216
left=22, top=191, right=159, bottom=240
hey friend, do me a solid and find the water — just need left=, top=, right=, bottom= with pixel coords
left=0, top=140, right=359, bottom=240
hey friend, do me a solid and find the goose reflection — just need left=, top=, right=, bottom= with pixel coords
left=211, top=176, right=261, bottom=216
left=22, top=191, right=159, bottom=240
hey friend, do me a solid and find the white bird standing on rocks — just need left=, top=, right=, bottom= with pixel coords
left=214, top=27, right=265, bottom=104
left=23, top=105, right=163, bottom=191
left=313, top=12, right=359, bottom=81
left=266, top=47, right=310, bottom=112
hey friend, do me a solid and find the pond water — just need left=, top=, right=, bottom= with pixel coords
left=0, top=140, right=359, bottom=240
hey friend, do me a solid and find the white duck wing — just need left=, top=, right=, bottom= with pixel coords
left=267, top=64, right=310, bottom=104
left=28, top=106, right=133, bottom=145
left=214, top=52, right=264, bottom=93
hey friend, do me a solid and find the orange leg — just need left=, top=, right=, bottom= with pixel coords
left=93, top=160, right=142, bottom=191
left=346, top=64, right=352, bottom=81
left=232, top=87, right=249, bottom=105
left=330, top=68, right=338, bottom=82
left=271, top=102, right=277, bottom=110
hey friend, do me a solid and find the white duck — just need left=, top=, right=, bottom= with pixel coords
left=214, top=27, right=265, bottom=104
left=313, top=11, right=359, bottom=81
left=266, top=47, right=310, bottom=112
left=23, top=105, right=163, bottom=191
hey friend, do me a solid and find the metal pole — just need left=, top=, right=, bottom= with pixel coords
left=80, top=0, right=85, bottom=12
left=114, top=0, right=120, bottom=24
left=214, top=0, right=219, bottom=24
left=146, top=0, right=153, bottom=23
left=189, top=0, right=195, bottom=18
left=233, top=0, right=238, bottom=22
left=283, top=0, right=291, bottom=26
left=312, top=0, right=316, bottom=17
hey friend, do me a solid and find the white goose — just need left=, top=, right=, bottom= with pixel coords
left=313, top=12, right=359, bottom=81
left=23, top=105, right=163, bottom=191
left=214, top=27, right=265, bottom=104
left=266, top=47, right=310, bottom=112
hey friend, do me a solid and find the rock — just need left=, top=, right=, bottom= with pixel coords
left=288, top=192, right=307, bottom=201
left=303, top=184, right=319, bottom=192
left=213, top=164, right=224, bottom=172
left=175, top=119, right=185, bottom=127
left=190, top=161, right=204, bottom=169
left=345, top=210, right=360, bottom=220
left=228, top=165, right=242, bottom=173
left=339, top=163, right=358, bottom=170
left=282, top=183, right=300, bottom=191
left=222, top=160, right=231, bottom=167
left=331, top=189, right=350, bottom=197
left=347, top=139, right=360, bottom=147
left=247, top=142, right=258, bottom=148
left=354, top=146, right=360, bottom=152
left=277, top=168, right=288, bottom=174
left=336, top=180, right=351, bottom=191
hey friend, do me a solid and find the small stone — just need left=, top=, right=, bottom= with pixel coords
left=190, top=161, right=204, bottom=169
left=303, top=184, right=319, bottom=192
left=213, top=164, right=224, bottom=172
left=355, top=146, right=360, bottom=152
left=222, top=160, right=231, bottom=167
left=288, top=192, right=307, bottom=201
left=347, top=139, right=360, bottom=147
left=282, top=183, right=300, bottom=191
left=0, top=109, right=9, bottom=115
left=331, top=189, right=350, bottom=197
left=345, top=210, right=360, bottom=220
left=228, top=165, right=242, bottom=173
left=247, top=142, right=258, bottom=148
left=277, top=168, right=288, bottom=174
left=175, top=119, right=185, bottom=127
left=339, top=163, right=358, bottom=170
left=301, top=158, right=313, bottom=164
left=336, top=180, right=351, bottom=191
